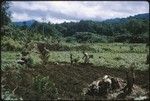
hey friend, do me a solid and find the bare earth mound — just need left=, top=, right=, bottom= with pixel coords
left=1, top=62, right=149, bottom=100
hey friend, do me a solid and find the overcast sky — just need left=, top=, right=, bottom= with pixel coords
left=10, top=1, right=149, bottom=23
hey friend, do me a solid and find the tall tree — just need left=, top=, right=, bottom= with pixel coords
left=1, top=1, right=11, bottom=26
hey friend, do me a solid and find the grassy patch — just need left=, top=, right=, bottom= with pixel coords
left=2, top=43, right=149, bottom=71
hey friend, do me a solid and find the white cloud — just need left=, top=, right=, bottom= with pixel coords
left=12, top=12, right=30, bottom=21
left=9, top=1, right=149, bottom=23
left=47, top=17, right=78, bottom=24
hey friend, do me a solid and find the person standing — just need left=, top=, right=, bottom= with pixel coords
left=82, top=51, right=90, bottom=64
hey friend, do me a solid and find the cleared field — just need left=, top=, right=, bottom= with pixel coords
left=1, top=43, right=149, bottom=71
left=1, top=43, right=149, bottom=100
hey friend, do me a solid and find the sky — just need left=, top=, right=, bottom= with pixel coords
left=10, top=1, right=149, bottom=24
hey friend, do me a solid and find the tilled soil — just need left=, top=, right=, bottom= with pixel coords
left=1, top=62, right=149, bottom=100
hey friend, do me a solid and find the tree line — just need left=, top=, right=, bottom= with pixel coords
left=2, top=2, right=149, bottom=44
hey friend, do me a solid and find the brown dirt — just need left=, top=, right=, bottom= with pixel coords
left=1, top=62, right=149, bottom=100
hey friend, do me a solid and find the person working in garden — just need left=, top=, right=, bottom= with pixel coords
left=82, top=51, right=90, bottom=64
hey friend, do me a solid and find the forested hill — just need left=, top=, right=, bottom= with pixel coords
left=11, top=13, right=149, bottom=43
left=13, top=20, right=36, bottom=27
left=13, top=13, right=149, bottom=26
left=103, top=13, right=149, bottom=24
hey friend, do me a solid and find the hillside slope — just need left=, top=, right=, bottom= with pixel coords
left=2, top=62, right=149, bottom=100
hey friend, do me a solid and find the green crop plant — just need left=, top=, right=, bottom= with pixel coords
left=33, top=75, right=58, bottom=99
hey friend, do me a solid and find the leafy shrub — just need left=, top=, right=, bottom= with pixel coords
left=25, top=56, right=34, bottom=68
left=1, top=89, right=23, bottom=100
left=72, top=32, right=112, bottom=43
left=1, top=63, right=11, bottom=71
left=65, top=36, right=76, bottom=43
left=36, top=41, right=71, bottom=51
left=114, top=34, right=132, bottom=43
left=33, top=75, right=58, bottom=99
left=2, top=37, right=22, bottom=51
left=129, top=45, right=134, bottom=51
left=48, top=44, right=70, bottom=51
left=1, top=62, right=20, bottom=72
left=37, top=42, right=50, bottom=65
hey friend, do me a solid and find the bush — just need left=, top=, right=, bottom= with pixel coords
left=25, top=56, right=34, bottom=68
left=2, top=37, right=22, bottom=51
left=114, top=34, right=132, bottom=43
left=72, top=32, right=110, bottom=43
left=36, top=42, right=71, bottom=51
left=36, top=42, right=50, bottom=65
left=1, top=89, right=23, bottom=100
left=33, top=75, right=58, bottom=99
left=48, top=44, right=70, bottom=51
left=65, top=37, right=76, bottom=43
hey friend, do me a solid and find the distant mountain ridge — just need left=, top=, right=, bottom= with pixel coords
left=132, top=13, right=149, bottom=19
left=13, top=13, right=149, bottom=26
left=103, top=13, right=149, bottom=24
left=13, top=19, right=37, bottom=27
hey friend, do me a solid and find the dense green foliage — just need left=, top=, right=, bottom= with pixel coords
left=1, top=3, right=149, bottom=49
left=33, top=75, right=58, bottom=99
left=57, top=18, right=149, bottom=43
left=1, top=1, right=11, bottom=26
left=2, top=14, right=149, bottom=45
left=1, top=3, right=149, bottom=100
